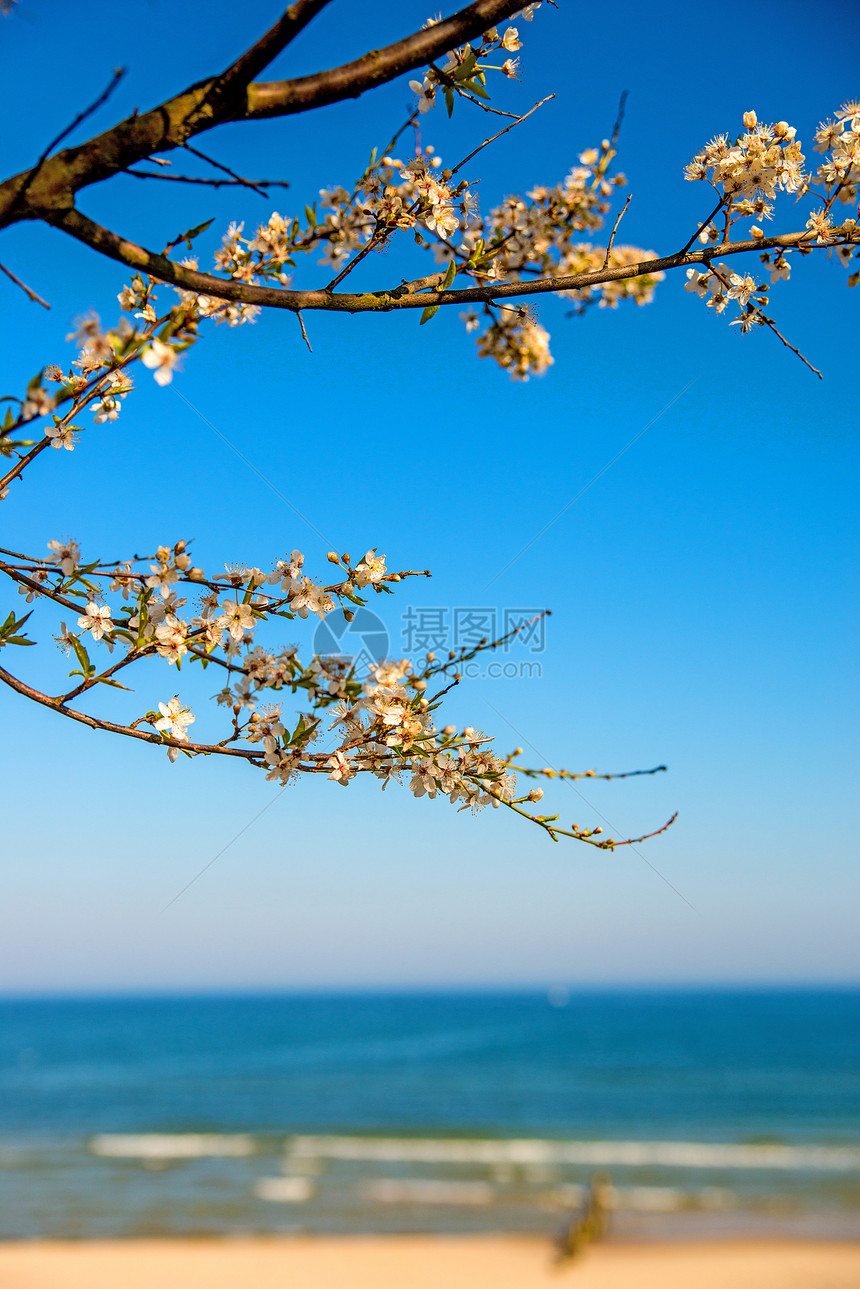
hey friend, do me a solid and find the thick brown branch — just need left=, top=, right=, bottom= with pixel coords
left=198, top=0, right=334, bottom=117
left=244, top=0, right=527, bottom=119
left=52, top=207, right=836, bottom=316
left=0, top=0, right=524, bottom=227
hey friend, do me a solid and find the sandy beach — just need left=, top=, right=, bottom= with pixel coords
left=0, top=1236, right=857, bottom=1289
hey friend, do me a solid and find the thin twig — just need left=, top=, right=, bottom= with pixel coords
left=125, top=169, right=290, bottom=190
left=677, top=196, right=725, bottom=258
left=297, top=311, right=313, bottom=352
left=511, top=761, right=668, bottom=782
left=0, top=259, right=50, bottom=308
left=428, top=61, right=521, bottom=119
left=449, top=94, right=555, bottom=177
left=9, top=68, right=125, bottom=217
left=454, top=91, right=521, bottom=119
left=709, top=262, right=822, bottom=378
left=761, top=313, right=823, bottom=378
left=325, top=233, right=382, bottom=292
left=609, top=89, right=628, bottom=149
left=602, top=193, right=631, bottom=268
left=325, top=97, right=555, bottom=293
left=180, top=142, right=271, bottom=199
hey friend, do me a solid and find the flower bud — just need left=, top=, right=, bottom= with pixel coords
left=442, top=725, right=456, bottom=736
left=327, top=551, right=341, bottom=564
left=742, top=110, right=757, bottom=129
left=425, top=651, right=436, bottom=662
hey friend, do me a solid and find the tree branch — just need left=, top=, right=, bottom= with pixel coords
left=124, top=170, right=290, bottom=190
left=198, top=0, right=334, bottom=114
left=243, top=0, right=528, bottom=120
left=0, top=258, right=50, bottom=308
left=0, top=0, right=525, bottom=227
left=52, top=206, right=837, bottom=317
left=0, top=661, right=260, bottom=760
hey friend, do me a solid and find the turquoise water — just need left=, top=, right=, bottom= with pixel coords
left=0, top=989, right=858, bottom=1239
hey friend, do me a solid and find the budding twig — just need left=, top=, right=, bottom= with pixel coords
left=602, top=194, right=631, bottom=268
left=449, top=94, right=555, bottom=177
left=180, top=142, right=273, bottom=199
left=0, top=259, right=51, bottom=308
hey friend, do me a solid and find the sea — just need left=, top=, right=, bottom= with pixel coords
left=0, top=989, right=858, bottom=1242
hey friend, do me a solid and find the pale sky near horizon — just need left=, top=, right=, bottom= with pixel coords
left=0, top=0, right=858, bottom=993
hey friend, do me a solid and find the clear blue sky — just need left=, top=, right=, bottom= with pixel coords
left=0, top=0, right=857, bottom=992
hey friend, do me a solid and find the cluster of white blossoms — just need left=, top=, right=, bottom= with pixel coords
left=407, top=15, right=535, bottom=116
left=681, top=107, right=860, bottom=340
left=814, top=102, right=860, bottom=206
left=475, top=307, right=553, bottom=379
left=684, top=111, right=806, bottom=204
left=208, top=147, right=477, bottom=278
left=295, top=656, right=521, bottom=816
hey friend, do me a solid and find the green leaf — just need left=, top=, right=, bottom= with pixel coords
left=460, top=79, right=490, bottom=101
left=0, top=609, right=32, bottom=643
left=174, top=218, right=214, bottom=247
left=456, top=49, right=478, bottom=81
left=420, top=303, right=440, bottom=325
left=304, top=204, right=316, bottom=228
left=71, top=636, right=91, bottom=675
left=440, top=260, right=457, bottom=290
left=97, top=676, right=133, bottom=691
left=445, top=87, right=455, bottom=118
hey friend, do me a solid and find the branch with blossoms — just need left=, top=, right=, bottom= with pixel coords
left=0, top=318, right=674, bottom=849
left=37, top=96, right=859, bottom=381
left=0, top=523, right=675, bottom=848
left=0, top=2, right=855, bottom=379
left=1, top=1, right=855, bottom=855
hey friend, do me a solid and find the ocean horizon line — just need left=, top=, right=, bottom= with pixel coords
left=2, top=981, right=860, bottom=1002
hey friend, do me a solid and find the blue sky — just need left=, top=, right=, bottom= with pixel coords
left=0, top=0, right=858, bottom=992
